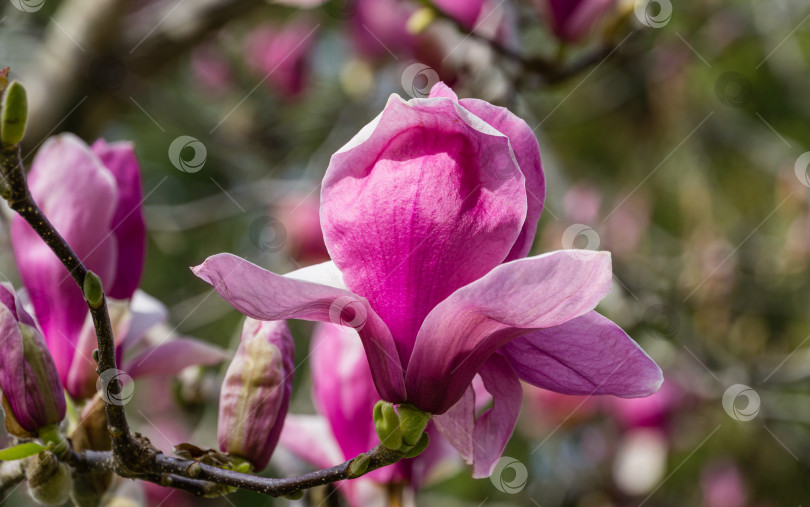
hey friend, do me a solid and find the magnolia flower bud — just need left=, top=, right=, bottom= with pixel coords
left=1, top=80, right=27, bottom=147
left=0, top=283, right=66, bottom=438
left=218, top=319, right=294, bottom=471
left=26, top=451, right=73, bottom=506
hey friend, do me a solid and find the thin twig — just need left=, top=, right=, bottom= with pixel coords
left=0, top=142, right=407, bottom=498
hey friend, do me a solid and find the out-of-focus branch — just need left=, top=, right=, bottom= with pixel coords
left=23, top=0, right=262, bottom=142
left=422, top=0, right=621, bottom=85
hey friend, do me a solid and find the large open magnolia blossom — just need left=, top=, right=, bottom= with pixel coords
left=194, top=82, right=662, bottom=476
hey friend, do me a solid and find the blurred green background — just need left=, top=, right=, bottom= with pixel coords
left=1, top=0, right=810, bottom=505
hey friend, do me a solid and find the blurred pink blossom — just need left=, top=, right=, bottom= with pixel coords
left=245, top=18, right=317, bottom=97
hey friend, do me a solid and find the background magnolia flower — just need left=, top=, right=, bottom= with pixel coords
left=245, top=18, right=318, bottom=98
left=218, top=318, right=294, bottom=471
left=280, top=322, right=457, bottom=506
left=534, top=0, right=617, bottom=43
left=194, top=81, right=662, bottom=477
left=0, top=283, right=65, bottom=437
left=10, top=133, right=146, bottom=386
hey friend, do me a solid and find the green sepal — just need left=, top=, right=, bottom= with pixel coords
left=373, top=401, right=402, bottom=450
left=402, top=433, right=430, bottom=458
left=0, top=442, right=45, bottom=460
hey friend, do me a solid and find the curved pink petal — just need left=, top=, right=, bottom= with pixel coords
left=406, top=250, right=612, bottom=414
left=10, top=134, right=118, bottom=381
left=91, top=139, right=147, bottom=300
left=119, top=290, right=169, bottom=352
left=433, top=355, right=521, bottom=478
left=321, top=94, right=527, bottom=364
left=471, top=354, right=521, bottom=478
left=311, top=323, right=381, bottom=463
left=502, top=311, right=663, bottom=397
left=192, top=253, right=405, bottom=401
left=124, top=338, right=228, bottom=379
left=458, top=98, right=545, bottom=261
left=433, top=384, right=475, bottom=465
left=279, top=414, right=344, bottom=470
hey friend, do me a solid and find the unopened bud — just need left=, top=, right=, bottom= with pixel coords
left=218, top=319, right=294, bottom=471
left=348, top=453, right=371, bottom=478
left=26, top=451, right=73, bottom=506
left=0, top=283, right=66, bottom=438
left=83, top=271, right=104, bottom=308
left=1, top=80, right=27, bottom=147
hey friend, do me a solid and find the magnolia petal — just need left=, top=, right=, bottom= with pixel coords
left=321, top=94, right=526, bottom=363
left=458, top=98, right=545, bottom=261
left=91, top=139, right=146, bottom=300
left=120, top=290, right=169, bottom=352
left=192, top=253, right=406, bottom=401
left=279, top=414, right=344, bottom=469
left=124, top=338, right=227, bottom=379
left=285, top=260, right=347, bottom=289
left=66, top=299, right=131, bottom=400
left=471, top=354, right=522, bottom=478
left=310, top=323, right=380, bottom=461
left=502, top=311, right=663, bottom=397
left=433, top=384, right=475, bottom=464
left=428, top=82, right=459, bottom=101
left=10, top=134, right=118, bottom=380
left=406, top=250, right=612, bottom=414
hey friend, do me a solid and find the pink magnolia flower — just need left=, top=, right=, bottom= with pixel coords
left=0, top=283, right=66, bottom=436
left=10, top=134, right=146, bottom=386
left=218, top=319, right=294, bottom=471
left=700, top=461, right=747, bottom=507
left=350, top=0, right=417, bottom=60
left=193, top=82, right=662, bottom=476
left=280, top=323, right=456, bottom=506
left=535, top=0, right=617, bottom=43
left=274, top=191, right=330, bottom=264
left=245, top=19, right=317, bottom=98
